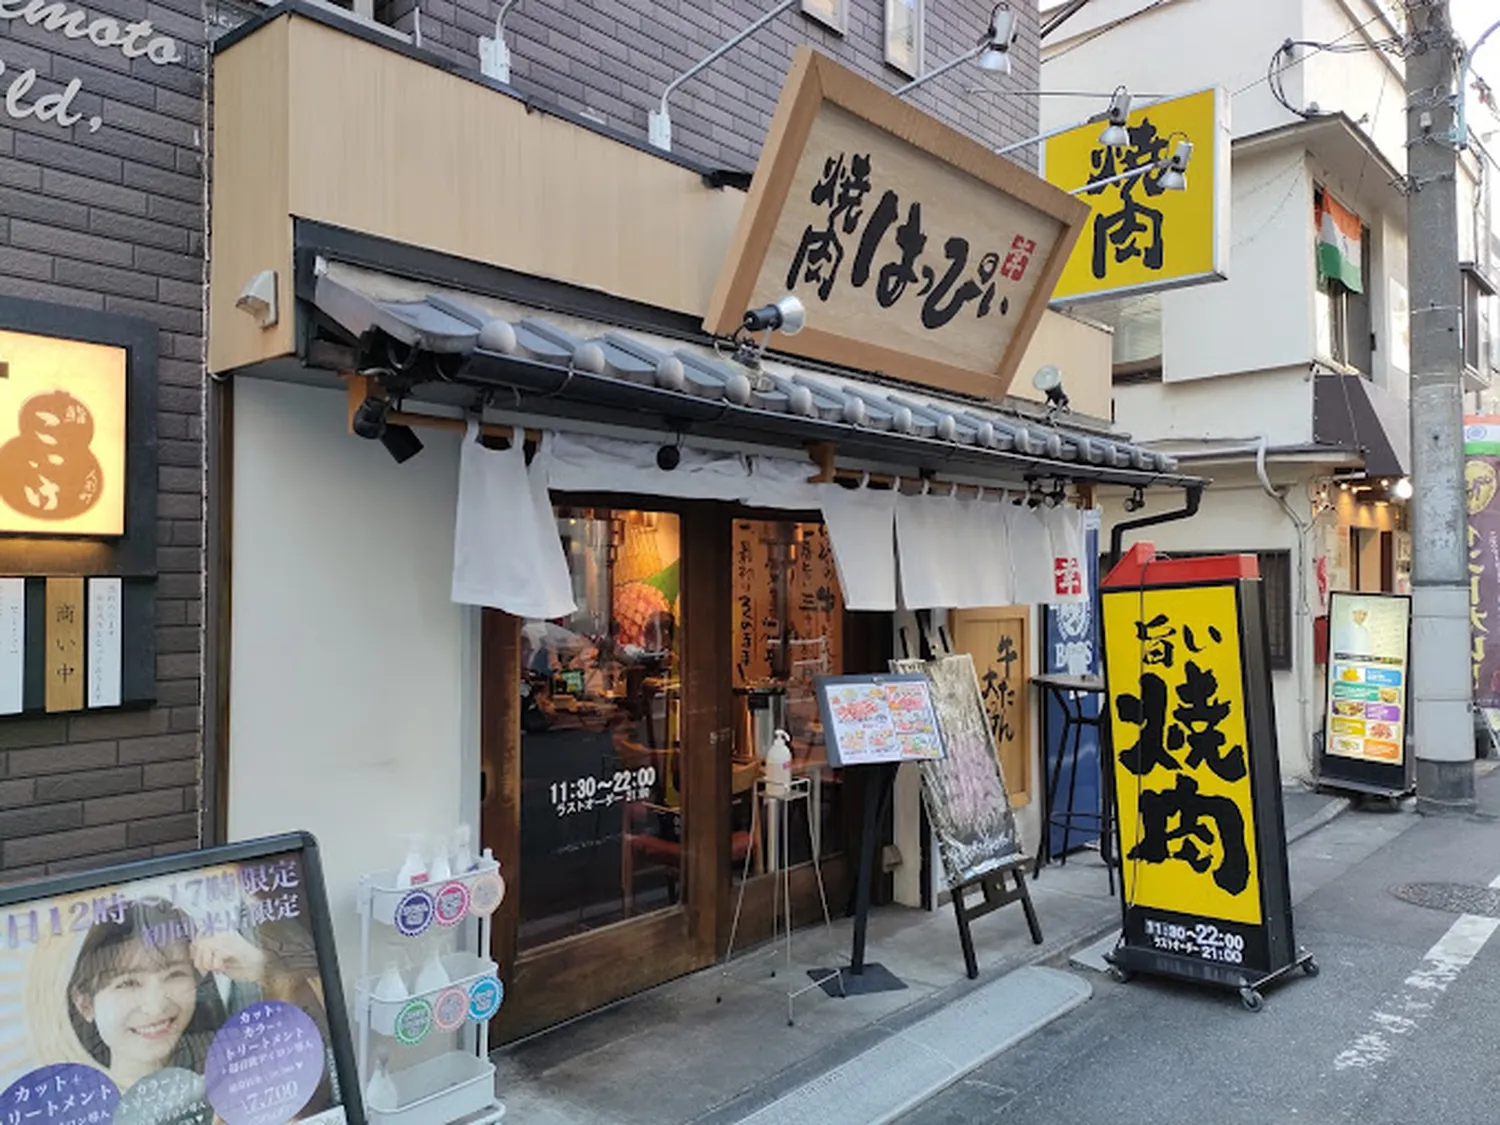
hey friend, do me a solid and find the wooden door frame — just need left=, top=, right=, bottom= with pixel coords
left=483, top=499, right=731, bottom=1042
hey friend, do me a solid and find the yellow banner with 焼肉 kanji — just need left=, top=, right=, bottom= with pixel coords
left=1102, top=583, right=1263, bottom=925
left=1042, top=86, right=1227, bottom=303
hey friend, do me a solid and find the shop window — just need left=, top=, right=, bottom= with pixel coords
left=516, top=509, right=683, bottom=950
left=1462, top=266, right=1495, bottom=377
left=730, top=520, right=846, bottom=879
left=1314, top=187, right=1373, bottom=375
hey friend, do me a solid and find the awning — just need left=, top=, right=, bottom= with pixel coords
left=1312, top=372, right=1410, bottom=479
left=303, top=258, right=1201, bottom=493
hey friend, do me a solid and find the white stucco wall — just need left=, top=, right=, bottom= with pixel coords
left=227, top=379, right=474, bottom=983
left=1100, top=470, right=1322, bottom=781
left=1114, top=364, right=1316, bottom=447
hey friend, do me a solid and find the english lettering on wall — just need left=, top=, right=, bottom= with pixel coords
left=0, top=0, right=184, bottom=136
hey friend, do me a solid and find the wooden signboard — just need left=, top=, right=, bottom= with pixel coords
left=950, top=606, right=1032, bottom=807
left=705, top=48, right=1090, bottom=401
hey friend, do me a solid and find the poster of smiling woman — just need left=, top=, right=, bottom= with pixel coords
left=0, top=834, right=362, bottom=1125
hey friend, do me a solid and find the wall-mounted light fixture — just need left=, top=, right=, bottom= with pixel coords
left=1392, top=477, right=1414, bottom=501
left=352, top=391, right=425, bottom=464
left=649, top=0, right=799, bottom=152
left=995, top=85, right=1138, bottom=157
left=731, top=294, right=806, bottom=369
left=894, top=3, right=1018, bottom=97
left=479, top=0, right=522, bottom=83
left=1032, top=364, right=1070, bottom=414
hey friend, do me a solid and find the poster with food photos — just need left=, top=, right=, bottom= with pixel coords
left=0, top=835, right=360, bottom=1125
left=815, top=673, right=944, bottom=767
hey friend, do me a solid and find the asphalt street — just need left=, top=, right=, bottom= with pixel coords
left=898, top=770, right=1500, bottom=1125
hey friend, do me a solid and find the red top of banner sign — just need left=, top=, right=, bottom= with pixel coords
left=1103, top=543, right=1260, bottom=589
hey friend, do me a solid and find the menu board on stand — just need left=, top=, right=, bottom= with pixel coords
left=812, top=673, right=944, bottom=994
left=1315, top=591, right=1414, bottom=798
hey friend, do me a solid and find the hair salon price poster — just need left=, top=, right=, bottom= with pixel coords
left=0, top=845, right=355, bottom=1125
left=1324, top=592, right=1411, bottom=766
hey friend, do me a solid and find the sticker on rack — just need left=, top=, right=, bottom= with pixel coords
left=393, top=997, right=433, bottom=1045
left=468, top=872, right=505, bottom=917
left=432, top=986, right=469, bottom=1032
left=393, top=888, right=435, bottom=937
left=433, top=880, right=471, bottom=927
left=468, top=976, right=503, bottom=1021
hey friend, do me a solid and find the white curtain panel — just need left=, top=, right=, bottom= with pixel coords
left=1006, top=503, right=1056, bottom=605
left=896, top=491, right=970, bottom=611
left=543, top=430, right=751, bottom=500
left=451, top=426, right=577, bottom=618
left=1045, top=504, right=1090, bottom=605
left=745, top=455, right=823, bottom=510
left=820, top=484, right=899, bottom=611
left=955, top=494, right=1014, bottom=608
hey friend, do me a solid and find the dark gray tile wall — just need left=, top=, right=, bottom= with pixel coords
left=0, top=0, right=212, bottom=878
left=378, top=0, right=1043, bottom=172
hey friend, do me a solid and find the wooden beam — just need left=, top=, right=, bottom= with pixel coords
left=807, top=442, right=837, bottom=483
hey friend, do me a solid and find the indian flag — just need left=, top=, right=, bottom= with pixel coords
left=1317, top=191, right=1363, bottom=293
left=1465, top=416, right=1500, bottom=456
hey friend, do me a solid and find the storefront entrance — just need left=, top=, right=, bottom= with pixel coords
left=481, top=499, right=879, bottom=1040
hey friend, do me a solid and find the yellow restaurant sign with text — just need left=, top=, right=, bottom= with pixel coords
left=0, top=329, right=127, bottom=537
left=1041, top=86, right=1229, bottom=304
left=1102, top=583, right=1262, bottom=927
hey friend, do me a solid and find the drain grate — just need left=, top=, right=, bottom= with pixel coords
left=1389, top=882, right=1500, bottom=918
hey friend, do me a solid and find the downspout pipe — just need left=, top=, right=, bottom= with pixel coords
left=1107, top=484, right=1203, bottom=571
left=1257, top=436, right=1317, bottom=779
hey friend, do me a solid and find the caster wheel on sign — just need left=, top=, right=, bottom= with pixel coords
left=1108, top=965, right=1133, bottom=984
left=1239, top=987, right=1264, bottom=1013
left=1302, top=957, right=1321, bottom=978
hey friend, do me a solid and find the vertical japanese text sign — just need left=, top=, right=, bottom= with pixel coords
left=706, top=48, right=1090, bottom=401
left=1100, top=545, right=1295, bottom=981
left=1041, top=87, right=1230, bottom=304
left=1465, top=416, right=1500, bottom=709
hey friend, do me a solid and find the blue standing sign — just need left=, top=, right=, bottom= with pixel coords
left=1041, top=511, right=1101, bottom=855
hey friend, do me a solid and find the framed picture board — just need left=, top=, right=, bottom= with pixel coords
left=884, top=0, right=924, bottom=78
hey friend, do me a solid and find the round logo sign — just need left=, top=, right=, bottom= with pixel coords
left=432, top=987, right=469, bottom=1032
left=393, top=998, right=433, bottom=1045
left=393, top=889, right=435, bottom=937
left=433, top=881, right=471, bottom=927
left=468, top=975, right=503, bottom=1022
left=468, top=872, right=505, bottom=917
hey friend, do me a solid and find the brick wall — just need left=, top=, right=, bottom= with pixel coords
left=0, top=0, right=210, bottom=877
left=378, top=0, right=1043, bottom=171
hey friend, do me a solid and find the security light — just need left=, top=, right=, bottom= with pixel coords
left=1032, top=364, right=1070, bottom=412
left=743, top=294, right=806, bottom=336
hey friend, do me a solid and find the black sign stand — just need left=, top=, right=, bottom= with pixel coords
left=949, top=862, right=1041, bottom=979
left=1100, top=549, right=1318, bottom=1012
left=823, top=759, right=906, bottom=995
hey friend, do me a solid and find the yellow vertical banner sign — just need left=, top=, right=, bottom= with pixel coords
left=1099, top=545, right=1309, bottom=1001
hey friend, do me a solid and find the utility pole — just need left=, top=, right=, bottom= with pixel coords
left=1406, top=0, right=1475, bottom=814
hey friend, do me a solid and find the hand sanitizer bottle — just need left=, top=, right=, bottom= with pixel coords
left=366, top=1051, right=398, bottom=1112
left=414, top=948, right=449, bottom=994
left=452, top=824, right=475, bottom=874
left=765, top=729, right=793, bottom=798
left=372, top=961, right=407, bottom=1003
left=396, top=835, right=428, bottom=889
left=429, top=841, right=452, bottom=883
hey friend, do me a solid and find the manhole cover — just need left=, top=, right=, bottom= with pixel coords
left=1389, top=882, right=1500, bottom=918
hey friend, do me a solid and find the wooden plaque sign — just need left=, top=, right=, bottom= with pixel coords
left=706, top=47, right=1090, bottom=401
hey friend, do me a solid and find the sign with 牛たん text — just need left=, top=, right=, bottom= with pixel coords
left=706, top=48, right=1089, bottom=402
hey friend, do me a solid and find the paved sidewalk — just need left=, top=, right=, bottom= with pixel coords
left=490, top=787, right=1352, bottom=1124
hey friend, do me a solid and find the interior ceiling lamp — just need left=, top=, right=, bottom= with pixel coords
left=1032, top=364, right=1069, bottom=413
left=649, top=0, right=799, bottom=152
left=1067, top=135, right=1193, bottom=195
left=994, top=84, right=1137, bottom=157
left=478, top=0, right=522, bottom=84
left=894, top=3, right=1018, bottom=97
left=352, top=391, right=425, bottom=464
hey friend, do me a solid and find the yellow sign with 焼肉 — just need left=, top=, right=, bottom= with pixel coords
left=1042, top=86, right=1226, bottom=303
left=1102, top=583, right=1262, bottom=926
left=0, top=329, right=127, bottom=537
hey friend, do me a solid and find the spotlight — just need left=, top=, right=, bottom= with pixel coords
left=976, top=3, right=1017, bottom=74
left=1159, top=139, right=1193, bottom=191
left=1032, top=364, right=1070, bottom=412
left=380, top=424, right=424, bottom=464
left=1123, top=487, right=1146, bottom=513
left=742, top=294, right=806, bottom=336
left=352, top=395, right=390, bottom=440
left=657, top=444, right=681, bottom=471
left=1098, top=86, right=1132, bottom=147
left=1392, top=477, right=1414, bottom=500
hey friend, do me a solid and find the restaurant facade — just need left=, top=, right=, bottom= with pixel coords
left=206, top=0, right=1202, bottom=1041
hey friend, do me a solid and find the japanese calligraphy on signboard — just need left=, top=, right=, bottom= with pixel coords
left=1100, top=547, right=1297, bottom=982
left=0, top=835, right=360, bottom=1125
left=1465, top=417, right=1500, bottom=709
left=950, top=606, right=1031, bottom=806
left=0, top=329, right=127, bottom=537
left=1042, top=87, right=1229, bottom=304
left=706, top=48, right=1089, bottom=401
